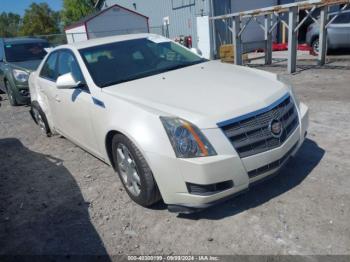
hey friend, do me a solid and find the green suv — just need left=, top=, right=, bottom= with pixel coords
left=0, top=38, right=49, bottom=106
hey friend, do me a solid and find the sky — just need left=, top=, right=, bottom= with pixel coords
left=0, top=0, right=63, bottom=15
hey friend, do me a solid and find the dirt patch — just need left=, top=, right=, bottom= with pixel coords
left=0, top=59, right=349, bottom=255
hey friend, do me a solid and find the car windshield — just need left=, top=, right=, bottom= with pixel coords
left=79, top=37, right=207, bottom=88
left=4, top=42, right=49, bottom=62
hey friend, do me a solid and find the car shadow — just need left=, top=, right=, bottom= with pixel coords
left=178, top=138, right=325, bottom=220
left=0, top=138, right=110, bottom=258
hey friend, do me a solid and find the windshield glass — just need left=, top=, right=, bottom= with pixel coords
left=4, top=42, right=49, bottom=62
left=79, top=37, right=207, bottom=87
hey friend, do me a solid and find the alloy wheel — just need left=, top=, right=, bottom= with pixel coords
left=32, top=108, right=46, bottom=134
left=116, top=143, right=142, bottom=196
left=313, top=39, right=320, bottom=55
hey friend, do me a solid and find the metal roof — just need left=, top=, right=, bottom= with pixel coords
left=65, top=4, right=149, bottom=31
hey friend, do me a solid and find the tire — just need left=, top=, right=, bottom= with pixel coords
left=30, top=102, right=52, bottom=137
left=111, top=134, right=161, bottom=207
left=312, top=38, right=320, bottom=55
left=5, top=81, right=18, bottom=106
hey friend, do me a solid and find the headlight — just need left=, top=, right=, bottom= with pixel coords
left=277, top=75, right=300, bottom=107
left=13, top=69, right=29, bottom=83
left=160, top=117, right=217, bottom=158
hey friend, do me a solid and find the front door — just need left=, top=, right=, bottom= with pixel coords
left=53, top=50, right=99, bottom=155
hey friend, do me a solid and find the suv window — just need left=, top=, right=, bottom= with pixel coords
left=58, top=50, right=85, bottom=83
left=4, top=41, right=49, bottom=62
left=40, top=52, right=58, bottom=81
left=331, top=12, right=350, bottom=23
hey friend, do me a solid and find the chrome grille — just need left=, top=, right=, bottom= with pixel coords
left=218, top=94, right=299, bottom=158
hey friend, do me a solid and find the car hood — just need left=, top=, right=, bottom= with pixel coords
left=103, top=61, right=289, bottom=129
left=9, top=60, right=42, bottom=72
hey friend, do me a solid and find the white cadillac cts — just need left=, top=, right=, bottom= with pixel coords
left=29, top=34, right=309, bottom=213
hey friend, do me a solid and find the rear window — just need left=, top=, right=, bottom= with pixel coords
left=4, top=42, right=49, bottom=62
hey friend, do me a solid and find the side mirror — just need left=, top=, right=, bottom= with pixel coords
left=56, top=73, right=80, bottom=89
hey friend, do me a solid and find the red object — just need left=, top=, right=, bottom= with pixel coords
left=272, top=43, right=313, bottom=54
left=298, top=43, right=313, bottom=52
left=186, top=36, right=192, bottom=48
left=272, top=43, right=288, bottom=51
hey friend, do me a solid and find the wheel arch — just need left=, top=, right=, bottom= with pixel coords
left=104, top=128, right=158, bottom=172
left=105, top=130, right=122, bottom=170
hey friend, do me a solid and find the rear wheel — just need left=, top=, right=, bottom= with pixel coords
left=111, top=134, right=161, bottom=207
left=5, top=81, right=18, bottom=106
left=31, top=102, right=52, bottom=137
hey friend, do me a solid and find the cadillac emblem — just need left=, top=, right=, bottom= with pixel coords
left=269, top=119, right=283, bottom=138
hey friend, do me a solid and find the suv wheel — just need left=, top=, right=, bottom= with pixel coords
left=112, top=134, right=161, bottom=207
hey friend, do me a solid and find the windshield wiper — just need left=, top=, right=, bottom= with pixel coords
left=158, top=60, right=206, bottom=74
left=100, top=74, right=150, bottom=88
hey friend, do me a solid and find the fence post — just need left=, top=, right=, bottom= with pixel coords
left=232, top=15, right=242, bottom=65
left=318, top=6, right=328, bottom=66
left=287, top=6, right=298, bottom=74
left=265, top=14, right=273, bottom=65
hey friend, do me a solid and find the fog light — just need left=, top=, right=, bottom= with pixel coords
left=20, top=90, right=29, bottom=96
left=186, top=180, right=234, bottom=196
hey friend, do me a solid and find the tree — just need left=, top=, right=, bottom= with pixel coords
left=61, top=0, right=97, bottom=27
left=20, top=3, right=60, bottom=36
left=0, top=12, right=21, bottom=37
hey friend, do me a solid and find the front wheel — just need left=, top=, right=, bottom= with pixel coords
left=112, top=134, right=161, bottom=207
left=312, top=38, right=320, bottom=55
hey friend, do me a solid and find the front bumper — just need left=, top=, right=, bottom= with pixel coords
left=11, top=82, right=30, bottom=104
left=146, top=102, right=309, bottom=212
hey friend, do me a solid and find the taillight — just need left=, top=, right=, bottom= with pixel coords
left=186, top=36, right=192, bottom=48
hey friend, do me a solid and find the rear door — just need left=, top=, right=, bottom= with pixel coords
left=37, top=51, right=59, bottom=124
left=328, top=12, right=350, bottom=48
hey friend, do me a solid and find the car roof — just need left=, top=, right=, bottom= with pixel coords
left=3, top=37, right=48, bottom=45
left=58, top=33, right=157, bottom=51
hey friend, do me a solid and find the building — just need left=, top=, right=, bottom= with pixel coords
left=65, top=4, right=149, bottom=43
left=94, top=0, right=304, bottom=58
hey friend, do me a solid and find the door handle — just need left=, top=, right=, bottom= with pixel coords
left=55, top=95, right=61, bottom=102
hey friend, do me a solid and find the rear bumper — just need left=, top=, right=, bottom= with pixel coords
left=146, top=102, right=309, bottom=213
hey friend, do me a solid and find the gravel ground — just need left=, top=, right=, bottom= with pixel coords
left=0, top=57, right=349, bottom=256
